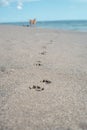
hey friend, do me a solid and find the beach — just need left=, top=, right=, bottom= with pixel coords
left=0, top=25, right=87, bottom=130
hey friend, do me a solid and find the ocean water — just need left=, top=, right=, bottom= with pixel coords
left=1, top=20, right=87, bottom=31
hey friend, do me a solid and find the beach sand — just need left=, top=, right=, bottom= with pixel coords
left=0, top=25, right=87, bottom=130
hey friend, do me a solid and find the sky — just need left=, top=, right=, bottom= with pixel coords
left=0, top=0, right=87, bottom=23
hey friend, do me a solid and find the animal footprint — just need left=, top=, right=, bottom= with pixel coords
left=29, top=85, right=44, bottom=91
left=35, top=63, right=42, bottom=66
left=48, top=40, right=53, bottom=44
left=0, top=66, right=6, bottom=72
left=35, top=61, right=42, bottom=66
left=40, top=51, right=47, bottom=55
left=41, top=80, right=52, bottom=84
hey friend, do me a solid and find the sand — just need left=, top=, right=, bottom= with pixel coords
left=0, top=25, right=87, bottom=130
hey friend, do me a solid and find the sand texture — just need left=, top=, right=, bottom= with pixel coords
left=0, top=25, right=87, bottom=130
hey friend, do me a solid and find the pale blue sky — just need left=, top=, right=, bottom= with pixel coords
left=0, top=0, right=87, bottom=23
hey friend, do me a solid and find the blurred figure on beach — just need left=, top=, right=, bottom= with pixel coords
left=29, top=19, right=36, bottom=26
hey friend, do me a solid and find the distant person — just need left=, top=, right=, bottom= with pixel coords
left=29, top=19, right=36, bottom=26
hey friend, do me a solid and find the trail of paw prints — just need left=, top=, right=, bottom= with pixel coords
left=39, top=40, right=54, bottom=56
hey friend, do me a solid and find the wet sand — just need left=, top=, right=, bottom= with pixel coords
left=0, top=25, right=87, bottom=130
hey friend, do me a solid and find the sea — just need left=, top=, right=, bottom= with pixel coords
left=1, top=20, right=87, bottom=31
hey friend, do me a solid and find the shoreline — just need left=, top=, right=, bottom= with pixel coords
left=1, top=24, right=87, bottom=33
left=1, top=22, right=87, bottom=32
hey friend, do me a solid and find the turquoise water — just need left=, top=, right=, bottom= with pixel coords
left=1, top=20, right=87, bottom=31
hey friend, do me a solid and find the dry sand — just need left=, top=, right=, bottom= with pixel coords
left=0, top=25, right=87, bottom=130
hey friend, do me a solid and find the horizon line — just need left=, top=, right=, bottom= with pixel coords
left=1, top=19, right=87, bottom=24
